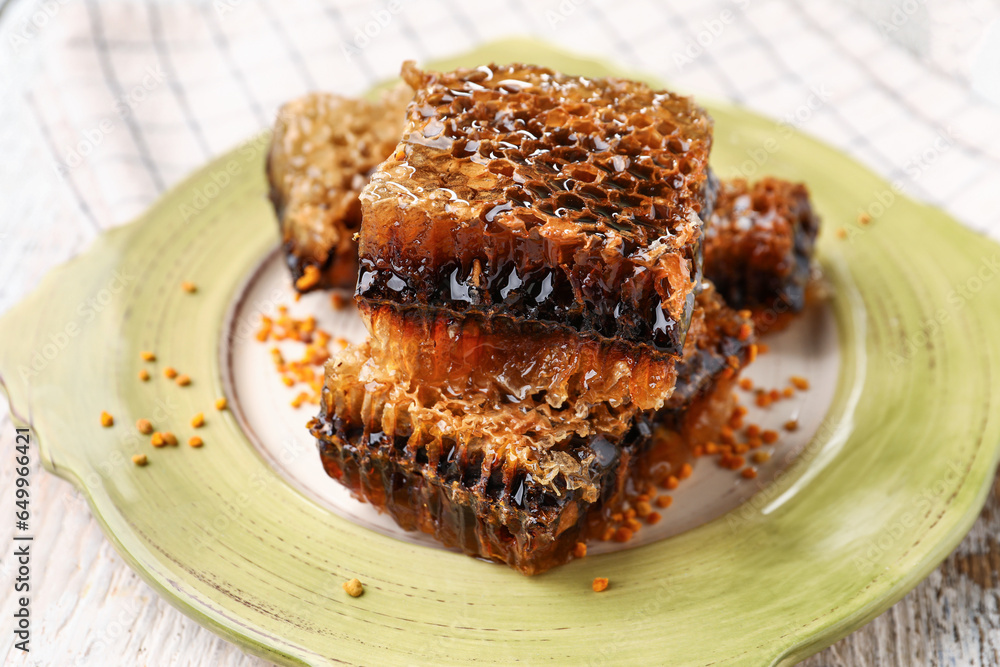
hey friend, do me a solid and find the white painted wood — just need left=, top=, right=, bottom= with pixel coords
left=0, top=415, right=272, bottom=667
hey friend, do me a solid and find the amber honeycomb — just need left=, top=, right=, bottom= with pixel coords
left=317, top=328, right=640, bottom=502
left=267, top=85, right=409, bottom=292
left=318, top=291, right=736, bottom=509
left=310, top=282, right=752, bottom=574
left=311, top=406, right=672, bottom=575
left=357, top=62, right=714, bottom=356
left=704, top=178, right=820, bottom=329
left=360, top=303, right=679, bottom=414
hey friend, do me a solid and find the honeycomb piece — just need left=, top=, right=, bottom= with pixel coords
left=317, top=332, right=640, bottom=504
left=267, top=85, right=410, bottom=292
left=360, top=303, right=679, bottom=414
left=704, top=178, right=820, bottom=332
left=311, top=398, right=684, bottom=575
left=310, top=287, right=748, bottom=574
left=318, top=294, right=727, bottom=513
left=357, top=62, right=715, bottom=356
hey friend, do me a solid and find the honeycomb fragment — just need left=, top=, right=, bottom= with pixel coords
left=360, top=304, right=678, bottom=414
left=317, top=326, right=643, bottom=502
left=357, top=62, right=714, bottom=356
left=268, top=85, right=410, bottom=292
left=310, top=283, right=751, bottom=574
left=704, top=178, right=820, bottom=331
left=312, top=406, right=673, bottom=575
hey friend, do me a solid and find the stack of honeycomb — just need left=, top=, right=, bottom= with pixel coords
left=307, top=63, right=758, bottom=574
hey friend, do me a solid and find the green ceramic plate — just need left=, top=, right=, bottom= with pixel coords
left=3, top=40, right=1000, bottom=666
